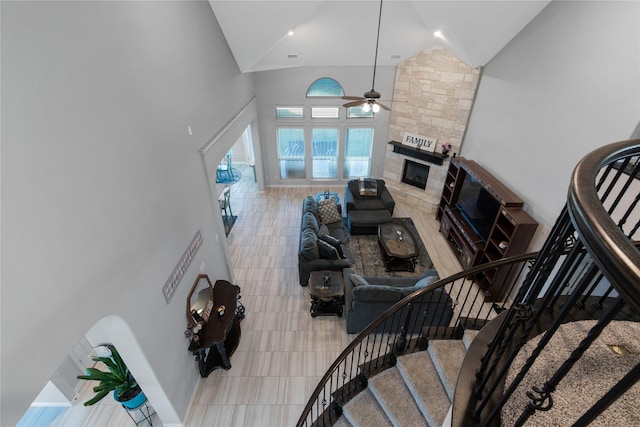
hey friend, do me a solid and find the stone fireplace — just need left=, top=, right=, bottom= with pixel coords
left=383, top=144, right=448, bottom=213
left=381, top=46, right=481, bottom=214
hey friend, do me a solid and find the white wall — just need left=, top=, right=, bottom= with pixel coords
left=254, top=65, right=396, bottom=186
left=462, top=0, right=640, bottom=227
left=1, top=1, right=255, bottom=425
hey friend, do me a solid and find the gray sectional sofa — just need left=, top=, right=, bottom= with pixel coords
left=298, top=196, right=350, bottom=286
left=343, top=267, right=454, bottom=334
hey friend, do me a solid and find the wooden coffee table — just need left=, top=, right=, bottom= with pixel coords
left=308, top=271, right=345, bottom=317
left=378, top=222, right=419, bottom=272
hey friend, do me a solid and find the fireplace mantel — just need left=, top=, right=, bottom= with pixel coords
left=388, top=141, right=447, bottom=166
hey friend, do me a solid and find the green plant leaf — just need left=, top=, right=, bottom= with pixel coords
left=83, top=389, right=110, bottom=406
left=76, top=344, right=139, bottom=406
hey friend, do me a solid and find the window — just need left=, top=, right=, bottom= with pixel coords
left=312, top=128, right=339, bottom=179
left=276, top=107, right=304, bottom=118
left=277, top=128, right=305, bottom=179
left=275, top=78, right=375, bottom=181
left=344, top=128, right=373, bottom=179
left=306, top=78, right=344, bottom=97
left=311, top=107, right=340, bottom=119
left=347, top=104, right=375, bottom=118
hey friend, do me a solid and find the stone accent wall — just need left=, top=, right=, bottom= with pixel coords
left=384, top=47, right=481, bottom=213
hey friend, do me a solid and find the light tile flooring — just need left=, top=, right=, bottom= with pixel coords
left=183, top=166, right=463, bottom=426
left=26, top=164, right=463, bottom=426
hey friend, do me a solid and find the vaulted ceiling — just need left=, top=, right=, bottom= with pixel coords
left=208, top=1, right=551, bottom=73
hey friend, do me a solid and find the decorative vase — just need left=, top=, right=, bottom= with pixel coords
left=114, top=389, right=146, bottom=409
left=442, top=149, right=450, bottom=157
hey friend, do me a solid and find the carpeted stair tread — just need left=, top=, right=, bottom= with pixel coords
left=397, top=351, right=451, bottom=426
left=342, top=388, right=392, bottom=427
left=463, top=329, right=479, bottom=350
left=333, top=416, right=353, bottom=427
left=368, top=367, right=427, bottom=426
left=428, top=340, right=466, bottom=401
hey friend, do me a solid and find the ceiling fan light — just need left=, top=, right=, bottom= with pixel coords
left=362, top=103, right=371, bottom=113
left=372, top=103, right=380, bottom=113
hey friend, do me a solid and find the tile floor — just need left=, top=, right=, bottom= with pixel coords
left=183, top=166, right=463, bottom=426
left=24, top=164, right=463, bottom=426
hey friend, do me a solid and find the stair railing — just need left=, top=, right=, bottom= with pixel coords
left=299, top=139, right=640, bottom=427
left=296, top=251, right=538, bottom=427
left=457, top=139, right=640, bottom=426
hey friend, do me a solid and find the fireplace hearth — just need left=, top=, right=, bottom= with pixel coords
left=402, top=159, right=429, bottom=190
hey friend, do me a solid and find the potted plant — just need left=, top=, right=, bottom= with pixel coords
left=77, top=344, right=146, bottom=408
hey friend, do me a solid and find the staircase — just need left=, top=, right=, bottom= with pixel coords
left=335, top=331, right=478, bottom=427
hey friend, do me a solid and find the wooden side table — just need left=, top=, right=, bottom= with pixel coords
left=315, top=191, right=340, bottom=205
left=309, top=271, right=345, bottom=317
left=188, top=280, right=244, bottom=377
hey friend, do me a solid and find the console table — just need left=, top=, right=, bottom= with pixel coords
left=188, top=280, right=244, bottom=377
left=315, top=191, right=340, bottom=205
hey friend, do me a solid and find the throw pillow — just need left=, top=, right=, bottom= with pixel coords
left=319, top=234, right=345, bottom=259
left=317, top=199, right=342, bottom=224
left=350, top=273, right=369, bottom=287
left=317, top=239, right=339, bottom=259
left=358, top=177, right=378, bottom=196
left=300, top=228, right=320, bottom=260
left=302, top=211, right=320, bottom=234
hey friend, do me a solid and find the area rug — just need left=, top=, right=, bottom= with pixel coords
left=216, top=167, right=242, bottom=185
left=346, top=218, right=434, bottom=278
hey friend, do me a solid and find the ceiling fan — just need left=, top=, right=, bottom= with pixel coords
left=342, top=0, right=390, bottom=113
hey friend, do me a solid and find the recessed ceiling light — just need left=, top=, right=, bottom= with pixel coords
left=434, top=30, right=444, bottom=40
left=288, top=30, right=294, bottom=36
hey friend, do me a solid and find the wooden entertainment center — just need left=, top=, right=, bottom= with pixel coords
left=436, top=157, right=538, bottom=301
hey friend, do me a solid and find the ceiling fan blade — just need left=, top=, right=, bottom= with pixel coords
left=342, top=96, right=365, bottom=101
left=377, top=102, right=391, bottom=111
left=343, top=100, right=365, bottom=108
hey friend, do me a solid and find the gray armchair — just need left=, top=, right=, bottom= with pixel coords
left=344, top=179, right=395, bottom=234
left=344, top=178, right=395, bottom=215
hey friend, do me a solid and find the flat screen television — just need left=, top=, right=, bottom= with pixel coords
left=455, top=173, right=501, bottom=242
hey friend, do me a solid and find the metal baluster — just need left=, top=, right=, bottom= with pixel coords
left=577, top=271, right=605, bottom=309
left=395, top=303, right=413, bottom=353
left=594, top=285, right=616, bottom=309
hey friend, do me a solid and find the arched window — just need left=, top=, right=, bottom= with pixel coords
left=276, top=77, right=373, bottom=181
left=306, top=78, right=344, bottom=97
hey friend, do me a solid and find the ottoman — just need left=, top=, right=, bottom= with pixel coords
left=348, top=210, right=393, bottom=235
